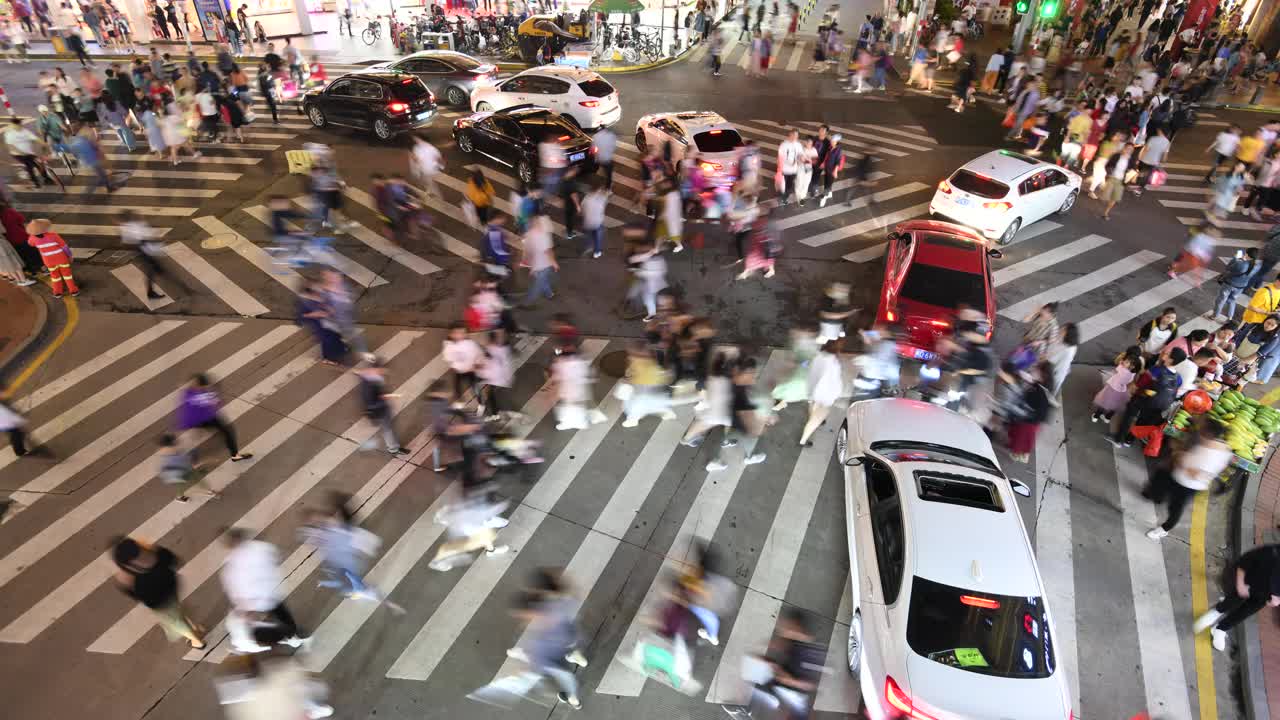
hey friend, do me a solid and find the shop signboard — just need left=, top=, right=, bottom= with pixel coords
left=194, top=0, right=229, bottom=40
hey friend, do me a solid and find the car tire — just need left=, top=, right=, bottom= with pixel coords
left=517, top=158, right=535, bottom=185
left=1057, top=190, right=1078, bottom=215
left=373, top=118, right=393, bottom=141
left=476, top=101, right=493, bottom=112
left=634, top=130, right=647, bottom=152
left=307, top=105, right=326, bottom=128
left=837, top=423, right=848, bottom=464
left=446, top=86, right=467, bottom=106
left=458, top=132, right=475, bottom=153
left=848, top=610, right=862, bottom=675
left=997, top=218, right=1021, bottom=245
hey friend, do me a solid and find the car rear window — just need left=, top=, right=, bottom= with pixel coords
left=899, top=262, right=986, bottom=312
left=907, top=577, right=1055, bottom=679
left=518, top=116, right=579, bottom=143
left=694, top=129, right=743, bottom=153
left=388, top=78, right=431, bottom=101
left=577, top=79, right=615, bottom=98
left=950, top=169, right=1009, bottom=199
left=446, top=54, right=483, bottom=70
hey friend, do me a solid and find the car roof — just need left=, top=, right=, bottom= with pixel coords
left=519, top=65, right=604, bottom=81
left=899, top=462, right=1042, bottom=596
left=337, top=71, right=410, bottom=85
left=499, top=105, right=559, bottom=119
left=400, top=50, right=476, bottom=63
left=955, top=149, right=1051, bottom=183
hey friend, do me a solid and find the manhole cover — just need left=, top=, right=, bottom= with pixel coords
left=598, top=349, right=628, bottom=378
left=201, top=232, right=238, bottom=250
left=84, top=249, right=138, bottom=267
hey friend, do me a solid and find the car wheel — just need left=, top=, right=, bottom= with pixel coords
left=517, top=158, right=535, bottom=185
left=847, top=610, right=862, bottom=675
left=446, top=86, right=467, bottom=106
left=997, top=218, right=1021, bottom=246
left=634, top=130, right=647, bottom=152
left=837, top=423, right=848, bottom=464
left=307, top=105, right=326, bottom=128
left=476, top=101, right=493, bottom=112
left=373, top=118, right=393, bottom=141
left=1057, top=190, right=1079, bottom=214
left=458, top=132, right=475, bottom=153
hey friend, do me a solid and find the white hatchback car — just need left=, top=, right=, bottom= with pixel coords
left=837, top=399, right=1072, bottom=720
left=634, top=111, right=744, bottom=187
left=929, top=150, right=1081, bottom=245
left=469, top=66, right=621, bottom=130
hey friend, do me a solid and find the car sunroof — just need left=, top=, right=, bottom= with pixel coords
left=914, top=471, right=1004, bottom=512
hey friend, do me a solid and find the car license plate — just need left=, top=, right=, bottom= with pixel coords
left=417, top=111, right=432, bottom=120
left=913, top=348, right=936, bottom=361
left=954, top=197, right=970, bottom=206
left=570, top=152, right=586, bottom=162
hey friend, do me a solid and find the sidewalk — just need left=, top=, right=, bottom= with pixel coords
left=1242, top=446, right=1280, bottom=720
left=0, top=280, right=48, bottom=387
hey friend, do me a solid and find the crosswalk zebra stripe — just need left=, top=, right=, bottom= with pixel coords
left=1179, top=215, right=1270, bottom=231
left=1112, top=449, right=1195, bottom=720
left=0, top=326, right=306, bottom=591
left=1000, top=250, right=1165, bottom=320
left=101, top=139, right=281, bottom=151
left=736, top=43, right=751, bottom=69
left=854, top=123, right=940, bottom=145
left=596, top=352, right=784, bottom=696
left=48, top=224, right=172, bottom=238
left=12, top=185, right=220, bottom=198
left=993, top=234, right=1110, bottom=286
left=706, top=403, right=845, bottom=704
left=742, top=120, right=908, bottom=158
left=811, top=202, right=930, bottom=248
left=105, top=153, right=262, bottom=165
left=193, top=336, right=548, bottom=665
left=773, top=181, right=926, bottom=231
left=13, top=320, right=185, bottom=412
left=241, top=205, right=389, bottom=288
left=785, top=40, right=806, bottom=71
left=85, top=332, right=424, bottom=654
left=13, top=203, right=197, bottom=217
left=461, top=164, right=625, bottom=227
left=1034, top=412, right=1080, bottom=716
left=342, top=187, right=472, bottom=267
left=106, top=169, right=244, bottom=181
left=812, top=576, right=858, bottom=712
left=1158, top=199, right=1211, bottom=210
left=1149, top=184, right=1211, bottom=196
left=1076, top=270, right=1220, bottom=343
left=112, top=264, right=174, bottom=309
left=0, top=322, right=240, bottom=486
left=386, top=379, right=628, bottom=682
left=491, top=406, right=698, bottom=682
left=191, top=216, right=304, bottom=295
left=791, top=120, right=934, bottom=153
left=1162, top=163, right=1212, bottom=171
left=163, top=241, right=272, bottom=317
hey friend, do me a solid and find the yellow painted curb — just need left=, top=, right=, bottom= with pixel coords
left=1191, top=491, right=1219, bottom=720
left=2, top=287, right=78, bottom=400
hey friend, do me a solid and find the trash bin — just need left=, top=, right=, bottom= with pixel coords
left=50, top=33, right=67, bottom=54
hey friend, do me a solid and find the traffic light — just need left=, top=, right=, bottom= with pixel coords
left=1039, top=0, right=1059, bottom=17
left=1014, top=0, right=1029, bottom=13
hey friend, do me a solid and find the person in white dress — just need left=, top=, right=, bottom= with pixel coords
left=799, top=340, right=842, bottom=445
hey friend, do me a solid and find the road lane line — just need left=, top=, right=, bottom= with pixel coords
left=785, top=40, right=806, bottom=72
left=1178, top=216, right=1271, bottom=231
left=13, top=203, right=198, bottom=217
left=0, top=331, right=419, bottom=644
left=772, top=180, right=920, bottom=231
left=808, top=202, right=931, bottom=247
left=853, top=123, right=939, bottom=145
left=999, top=250, right=1165, bottom=320
left=813, top=577, right=860, bottom=712
left=105, top=154, right=261, bottom=165
left=12, top=186, right=221, bottom=198
left=993, top=234, right=1110, bottom=286
left=41, top=225, right=171, bottom=238
left=1034, top=411, right=1080, bottom=716
left=1076, top=270, right=1220, bottom=342
left=241, top=205, right=389, bottom=288
left=111, top=264, right=174, bottom=310
left=163, top=242, right=271, bottom=318
left=191, top=216, right=304, bottom=295
left=790, top=119, right=933, bottom=153
left=102, top=139, right=280, bottom=151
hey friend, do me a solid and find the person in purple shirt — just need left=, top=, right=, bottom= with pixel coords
left=178, top=374, right=252, bottom=462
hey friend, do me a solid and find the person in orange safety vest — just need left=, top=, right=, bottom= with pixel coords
left=25, top=219, right=79, bottom=297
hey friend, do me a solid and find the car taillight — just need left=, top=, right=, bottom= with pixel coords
left=938, top=179, right=952, bottom=194
left=590, top=146, right=598, bottom=154
left=959, top=594, right=999, bottom=609
left=700, top=161, right=722, bottom=172
left=983, top=201, right=1013, bottom=212
left=579, top=100, right=600, bottom=107
left=885, top=677, right=940, bottom=720
left=885, top=310, right=896, bottom=322
left=927, top=319, right=951, bottom=329
left=387, top=102, right=408, bottom=113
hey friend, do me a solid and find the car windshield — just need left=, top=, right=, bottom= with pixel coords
left=517, top=116, right=579, bottom=143
left=694, top=129, right=743, bottom=153
left=577, top=79, right=614, bottom=98
left=906, top=577, right=1055, bottom=679
left=898, top=262, right=986, bottom=313
left=950, top=169, right=1010, bottom=199
left=445, top=54, right=483, bottom=70
left=388, top=78, right=430, bottom=101
left=869, top=441, right=1002, bottom=476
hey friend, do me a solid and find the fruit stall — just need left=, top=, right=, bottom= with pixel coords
left=1166, top=388, right=1280, bottom=475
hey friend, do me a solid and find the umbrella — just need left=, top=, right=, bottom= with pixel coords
left=588, top=0, right=646, bottom=13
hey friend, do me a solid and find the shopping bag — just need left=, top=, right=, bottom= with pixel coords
left=1001, top=108, right=1016, bottom=128
left=1148, top=168, right=1167, bottom=187
left=461, top=200, right=479, bottom=229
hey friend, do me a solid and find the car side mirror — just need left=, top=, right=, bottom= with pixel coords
left=844, top=456, right=864, bottom=467
left=987, top=248, right=1004, bottom=259
left=1010, top=478, right=1031, bottom=497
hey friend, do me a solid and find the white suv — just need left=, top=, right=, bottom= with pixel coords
left=929, top=149, right=1081, bottom=245
left=838, top=399, right=1073, bottom=720
left=469, top=66, right=621, bottom=130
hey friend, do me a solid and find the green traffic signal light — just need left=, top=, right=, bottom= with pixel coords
left=1014, top=0, right=1029, bottom=13
left=1039, top=0, right=1058, bottom=17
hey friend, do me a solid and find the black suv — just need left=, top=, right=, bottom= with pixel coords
left=302, top=71, right=437, bottom=142
left=452, top=105, right=596, bottom=185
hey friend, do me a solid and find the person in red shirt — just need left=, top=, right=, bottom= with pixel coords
left=25, top=219, right=79, bottom=297
left=0, top=202, right=43, bottom=277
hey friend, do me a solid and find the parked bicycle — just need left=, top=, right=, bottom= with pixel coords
left=362, top=15, right=383, bottom=45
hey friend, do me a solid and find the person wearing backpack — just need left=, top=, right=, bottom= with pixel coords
left=1110, top=351, right=1182, bottom=447
left=1213, top=247, right=1260, bottom=322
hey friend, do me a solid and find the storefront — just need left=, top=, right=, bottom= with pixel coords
left=239, top=0, right=314, bottom=37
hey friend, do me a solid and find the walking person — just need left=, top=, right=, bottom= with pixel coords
left=219, top=529, right=309, bottom=654
left=296, top=284, right=348, bottom=366
left=776, top=128, right=803, bottom=205
left=111, top=536, right=205, bottom=649
left=119, top=210, right=171, bottom=301
left=3, top=117, right=52, bottom=188
left=1005, top=362, right=1053, bottom=463
left=0, top=399, right=35, bottom=457
left=256, top=64, right=280, bottom=124
left=1146, top=421, right=1232, bottom=540
left=521, top=212, right=558, bottom=306
left=1092, top=350, right=1143, bottom=424
left=300, top=494, right=403, bottom=611
left=1212, top=248, right=1260, bottom=322
left=1195, top=543, right=1280, bottom=652
left=579, top=181, right=608, bottom=259
left=177, top=374, right=253, bottom=462
left=1100, top=144, right=1135, bottom=220
left=738, top=207, right=779, bottom=280
left=592, top=124, right=616, bottom=189
left=709, top=27, right=724, bottom=76
left=25, top=219, right=78, bottom=297
left=355, top=355, right=405, bottom=455
left=635, top=240, right=668, bottom=322
left=817, top=134, right=844, bottom=207
left=798, top=340, right=842, bottom=446
left=1205, top=124, right=1242, bottom=182
left=411, top=134, right=443, bottom=198
left=443, top=322, right=484, bottom=405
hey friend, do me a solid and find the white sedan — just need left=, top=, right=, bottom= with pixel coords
left=838, top=399, right=1073, bottom=720
left=929, top=149, right=1081, bottom=245
left=634, top=111, right=744, bottom=187
left=469, top=65, right=620, bottom=131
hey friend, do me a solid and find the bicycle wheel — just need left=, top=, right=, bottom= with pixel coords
left=43, top=164, right=66, bottom=193
left=363, top=27, right=377, bottom=45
